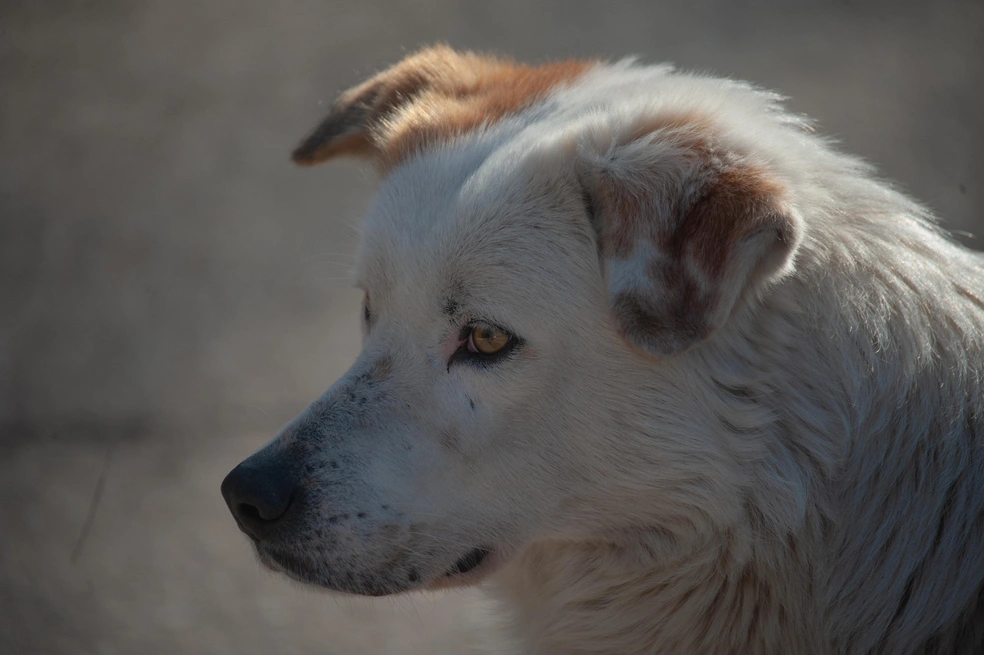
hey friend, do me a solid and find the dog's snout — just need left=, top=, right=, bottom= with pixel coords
left=221, top=458, right=297, bottom=540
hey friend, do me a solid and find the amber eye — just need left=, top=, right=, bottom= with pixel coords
left=469, top=326, right=512, bottom=355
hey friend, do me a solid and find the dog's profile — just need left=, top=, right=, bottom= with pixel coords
left=221, top=46, right=984, bottom=654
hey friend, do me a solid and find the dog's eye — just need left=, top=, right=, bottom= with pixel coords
left=469, top=326, right=512, bottom=355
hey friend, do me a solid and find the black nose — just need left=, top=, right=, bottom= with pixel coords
left=221, top=457, right=297, bottom=541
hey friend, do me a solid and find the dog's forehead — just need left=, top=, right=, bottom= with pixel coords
left=356, top=141, right=595, bottom=307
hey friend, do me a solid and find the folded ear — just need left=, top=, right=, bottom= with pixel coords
left=578, top=117, right=803, bottom=357
left=291, top=45, right=473, bottom=165
left=292, top=45, right=592, bottom=170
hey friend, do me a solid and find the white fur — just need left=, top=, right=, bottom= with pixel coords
left=253, top=59, right=984, bottom=653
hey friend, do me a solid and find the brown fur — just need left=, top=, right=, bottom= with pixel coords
left=583, top=113, right=794, bottom=356
left=292, top=45, right=593, bottom=171
left=675, top=166, right=791, bottom=279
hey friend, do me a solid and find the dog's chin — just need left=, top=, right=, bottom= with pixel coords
left=255, top=544, right=503, bottom=596
left=255, top=546, right=406, bottom=596
left=255, top=547, right=340, bottom=589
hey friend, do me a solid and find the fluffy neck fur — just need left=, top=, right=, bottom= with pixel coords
left=494, top=535, right=818, bottom=654
left=490, top=176, right=984, bottom=654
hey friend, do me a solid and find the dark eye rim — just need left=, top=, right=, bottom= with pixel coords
left=448, top=322, right=522, bottom=369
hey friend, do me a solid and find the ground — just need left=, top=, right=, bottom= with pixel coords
left=1, top=1, right=981, bottom=653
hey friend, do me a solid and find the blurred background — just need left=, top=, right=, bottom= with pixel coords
left=1, top=1, right=981, bottom=653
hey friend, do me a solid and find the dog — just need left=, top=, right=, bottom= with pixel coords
left=221, top=46, right=984, bottom=654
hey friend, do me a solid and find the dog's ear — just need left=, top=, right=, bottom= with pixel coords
left=578, top=116, right=803, bottom=357
left=291, top=46, right=459, bottom=165
left=292, top=45, right=592, bottom=170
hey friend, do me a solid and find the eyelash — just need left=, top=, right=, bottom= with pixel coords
left=448, top=324, right=521, bottom=368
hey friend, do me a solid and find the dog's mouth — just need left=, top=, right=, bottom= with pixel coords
left=256, top=541, right=500, bottom=594
left=445, top=547, right=490, bottom=577
left=423, top=545, right=500, bottom=591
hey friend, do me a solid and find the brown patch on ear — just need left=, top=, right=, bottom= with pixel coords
left=377, top=58, right=593, bottom=170
left=583, top=114, right=801, bottom=357
left=613, top=285, right=714, bottom=358
left=291, top=101, right=376, bottom=164
left=588, top=167, right=642, bottom=260
left=589, top=112, right=719, bottom=260
left=670, top=166, right=792, bottom=280
left=292, top=45, right=593, bottom=170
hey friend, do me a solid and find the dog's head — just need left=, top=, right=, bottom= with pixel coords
left=221, top=46, right=803, bottom=595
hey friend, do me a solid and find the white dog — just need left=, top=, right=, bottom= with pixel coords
left=221, top=46, right=984, bottom=654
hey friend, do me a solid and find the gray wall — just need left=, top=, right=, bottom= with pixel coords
left=1, top=1, right=981, bottom=653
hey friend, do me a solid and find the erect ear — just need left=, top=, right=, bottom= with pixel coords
left=577, top=115, right=803, bottom=357
left=292, top=45, right=592, bottom=171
